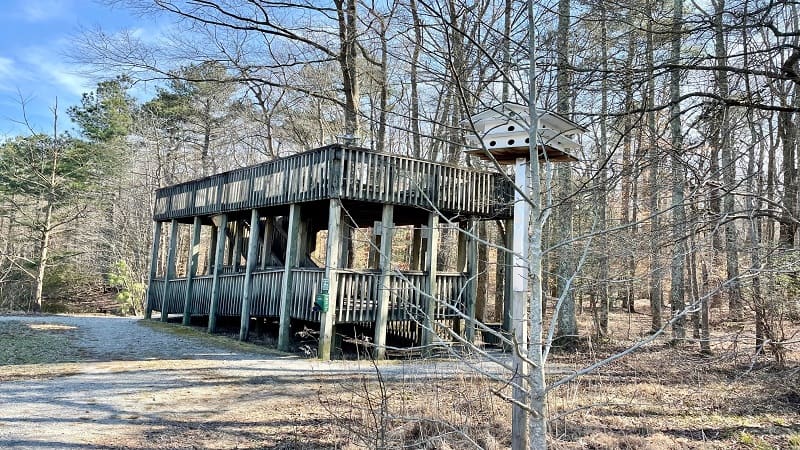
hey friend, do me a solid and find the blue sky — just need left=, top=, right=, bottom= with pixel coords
left=0, top=0, right=151, bottom=137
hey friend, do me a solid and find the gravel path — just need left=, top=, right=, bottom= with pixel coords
left=0, top=315, right=364, bottom=449
left=0, top=315, right=509, bottom=449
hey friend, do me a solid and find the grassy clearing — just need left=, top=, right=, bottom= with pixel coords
left=138, top=319, right=290, bottom=358
left=0, top=320, right=85, bottom=381
left=0, top=320, right=83, bottom=366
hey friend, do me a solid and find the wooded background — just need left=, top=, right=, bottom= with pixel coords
left=0, top=0, right=798, bottom=364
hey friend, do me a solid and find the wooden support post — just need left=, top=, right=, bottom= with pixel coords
left=278, top=204, right=301, bottom=351
left=207, top=225, right=217, bottom=275
left=373, top=204, right=394, bottom=360
left=160, top=219, right=179, bottom=322
left=339, top=222, right=352, bottom=269
left=182, top=217, right=202, bottom=325
left=421, top=213, right=439, bottom=350
left=144, top=221, right=163, bottom=319
left=456, top=223, right=467, bottom=272
left=465, top=218, right=479, bottom=343
left=260, top=217, right=274, bottom=270
left=368, top=221, right=381, bottom=269
left=503, top=218, right=514, bottom=334
left=232, top=221, right=244, bottom=270
left=410, top=227, right=422, bottom=270
left=240, top=208, right=261, bottom=341
left=225, top=222, right=235, bottom=266
left=208, top=214, right=229, bottom=333
left=476, top=221, right=488, bottom=323
left=319, top=198, right=343, bottom=360
left=296, top=216, right=311, bottom=266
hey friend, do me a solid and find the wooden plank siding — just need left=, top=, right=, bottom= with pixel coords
left=153, top=145, right=513, bottom=222
left=150, top=270, right=469, bottom=324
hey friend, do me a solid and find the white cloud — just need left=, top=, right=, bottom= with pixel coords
left=21, top=47, right=92, bottom=96
left=0, top=56, right=23, bottom=93
left=0, top=57, right=15, bottom=79
left=18, top=0, right=72, bottom=23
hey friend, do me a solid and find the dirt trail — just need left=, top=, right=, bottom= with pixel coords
left=0, top=315, right=498, bottom=449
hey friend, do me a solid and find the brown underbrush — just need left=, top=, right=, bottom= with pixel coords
left=323, top=300, right=799, bottom=449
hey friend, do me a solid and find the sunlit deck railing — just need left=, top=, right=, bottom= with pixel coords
left=149, top=269, right=469, bottom=324
left=153, top=144, right=513, bottom=221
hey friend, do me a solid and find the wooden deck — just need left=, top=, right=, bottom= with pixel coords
left=153, top=144, right=513, bottom=222
left=149, top=269, right=469, bottom=324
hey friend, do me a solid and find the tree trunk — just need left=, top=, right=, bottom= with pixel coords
left=554, top=0, right=578, bottom=347
left=596, top=2, right=610, bottom=338
left=646, top=1, right=663, bottom=332
left=669, top=0, right=687, bottom=341
left=409, top=0, right=422, bottom=157
left=33, top=202, right=54, bottom=312
left=713, top=0, right=743, bottom=320
left=620, top=15, right=636, bottom=313
left=336, top=0, right=360, bottom=138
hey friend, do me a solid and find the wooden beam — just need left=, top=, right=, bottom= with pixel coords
left=207, top=225, right=218, bottom=275
left=373, top=204, right=394, bottom=360
left=318, top=198, right=343, bottom=360
left=240, top=208, right=261, bottom=341
left=182, top=217, right=202, bottom=325
left=278, top=204, right=301, bottom=351
left=368, top=221, right=381, bottom=269
left=476, top=221, right=488, bottom=323
left=503, top=218, right=514, bottom=334
left=225, top=222, right=235, bottom=266
left=410, top=226, right=422, bottom=271
left=160, top=219, right=179, bottom=322
left=260, top=216, right=274, bottom=270
left=208, top=214, right=229, bottom=333
left=144, top=221, right=163, bottom=319
left=456, top=223, right=467, bottom=272
left=421, top=212, right=439, bottom=350
left=339, top=223, right=352, bottom=269
left=232, top=221, right=244, bottom=270
left=465, top=218, right=478, bottom=343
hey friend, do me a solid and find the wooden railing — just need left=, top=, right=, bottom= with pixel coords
left=153, top=145, right=512, bottom=221
left=148, top=279, right=165, bottom=311
left=338, top=148, right=500, bottom=217
left=190, top=276, right=214, bottom=315
left=250, top=270, right=283, bottom=316
left=147, top=269, right=469, bottom=323
left=290, top=268, right=324, bottom=321
left=334, top=270, right=469, bottom=323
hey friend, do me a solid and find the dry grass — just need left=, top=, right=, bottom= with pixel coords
left=314, top=300, right=799, bottom=449
left=537, top=303, right=800, bottom=449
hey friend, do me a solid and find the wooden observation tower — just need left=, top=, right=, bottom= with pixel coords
left=144, top=144, right=515, bottom=359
